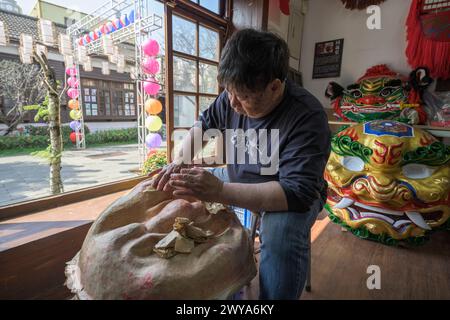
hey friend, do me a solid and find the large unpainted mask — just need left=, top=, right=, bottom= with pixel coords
left=65, top=179, right=257, bottom=299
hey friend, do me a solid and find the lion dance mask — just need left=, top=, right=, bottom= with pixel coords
left=325, top=65, right=432, bottom=124
left=325, top=120, right=450, bottom=245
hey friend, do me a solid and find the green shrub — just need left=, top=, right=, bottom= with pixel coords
left=0, top=127, right=137, bottom=150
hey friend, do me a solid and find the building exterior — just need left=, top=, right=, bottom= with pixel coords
left=29, top=0, right=86, bottom=27
left=0, top=8, right=140, bottom=133
left=0, top=0, right=21, bottom=14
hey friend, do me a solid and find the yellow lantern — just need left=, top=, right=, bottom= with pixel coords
left=145, top=115, right=162, bottom=131
left=70, top=109, right=82, bottom=120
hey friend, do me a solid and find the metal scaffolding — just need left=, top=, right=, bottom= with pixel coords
left=66, top=0, right=163, bottom=169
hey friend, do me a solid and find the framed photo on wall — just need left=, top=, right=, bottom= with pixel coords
left=312, top=38, right=344, bottom=79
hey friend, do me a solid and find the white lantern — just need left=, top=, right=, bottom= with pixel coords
left=59, top=34, right=73, bottom=56
left=102, top=61, right=110, bottom=75
left=77, top=45, right=87, bottom=63
left=0, top=21, right=8, bottom=46
left=83, top=56, right=93, bottom=72
left=116, top=54, right=125, bottom=73
left=35, top=44, right=48, bottom=58
left=102, top=36, right=114, bottom=56
left=64, top=55, right=74, bottom=68
left=39, top=19, right=54, bottom=46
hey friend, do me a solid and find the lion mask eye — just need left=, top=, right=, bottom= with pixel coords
left=402, top=163, right=435, bottom=179
left=341, top=156, right=365, bottom=172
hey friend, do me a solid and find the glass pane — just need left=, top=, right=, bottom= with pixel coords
left=92, top=89, right=97, bottom=95
left=199, top=96, right=216, bottom=113
left=84, top=96, right=90, bottom=102
left=92, top=96, right=96, bottom=102
left=174, top=95, right=196, bottom=127
left=84, top=88, right=90, bottom=95
left=173, top=15, right=196, bottom=56
left=200, top=0, right=219, bottom=14
left=199, top=63, right=218, bottom=94
left=199, top=26, right=219, bottom=61
left=173, top=56, right=196, bottom=92
left=173, top=129, right=189, bottom=158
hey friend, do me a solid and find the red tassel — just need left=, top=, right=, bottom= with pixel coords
left=406, top=0, right=450, bottom=79
left=279, top=0, right=290, bottom=15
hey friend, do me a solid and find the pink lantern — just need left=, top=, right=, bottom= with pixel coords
left=143, top=80, right=160, bottom=95
left=67, top=77, right=79, bottom=88
left=67, top=88, right=79, bottom=99
left=142, top=58, right=160, bottom=75
left=78, top=37, right=83, bottom=46
left=84, top=34, right=91, bottom=44
left=142, top=38, right=160, bottom=57
left=66, top=67, right=77, bottom=76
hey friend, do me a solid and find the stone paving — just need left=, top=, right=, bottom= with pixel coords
left=0, top=144, right=143, bottom=207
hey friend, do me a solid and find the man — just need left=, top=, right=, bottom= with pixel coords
left=152, top=28, right=331, bottom=300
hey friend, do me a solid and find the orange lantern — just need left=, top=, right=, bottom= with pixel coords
left=145, top=98, right=162, bottom=115
left=68, top=99, right=79, bottom=110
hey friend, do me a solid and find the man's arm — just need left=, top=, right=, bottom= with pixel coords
left=169, top=168, right=288, bottom=212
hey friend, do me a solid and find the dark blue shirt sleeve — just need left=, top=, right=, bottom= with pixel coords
left=278, top=111, right=331, bottom=213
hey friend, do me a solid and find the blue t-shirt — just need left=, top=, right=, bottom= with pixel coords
left=198, top=80, right=331, bottom=213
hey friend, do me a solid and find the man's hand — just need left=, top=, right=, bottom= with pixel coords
left=169, top=167, right=224, bottom=202
left=151, top=162, right=186, bottom=192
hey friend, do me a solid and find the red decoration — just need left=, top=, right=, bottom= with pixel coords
left=69, top=132, right=83, bottom=144
left=279, top=0, right=290, bottom=15
left=406, top=0, right=450, bottom=79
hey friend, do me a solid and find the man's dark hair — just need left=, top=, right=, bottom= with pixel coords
left=218, top=28, right=289, bottom=92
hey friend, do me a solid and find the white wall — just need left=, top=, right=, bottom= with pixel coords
left=300, top=0, right=413, bottom=107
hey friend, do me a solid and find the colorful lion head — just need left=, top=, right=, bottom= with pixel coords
left=325, top=65, right=432, bottom=124
left=324, top=120, right=450, bottom=245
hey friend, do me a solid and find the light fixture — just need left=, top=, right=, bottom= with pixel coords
left=0, top=21, right=8, bottom=46
left=38, top=19, right=54, bottom=46
left=102, top=61, right=110, bottom=75
left=59, top=34, right=73, bottom=56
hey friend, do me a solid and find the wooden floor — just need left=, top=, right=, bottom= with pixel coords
left=243, top=211, right=450, bottom=300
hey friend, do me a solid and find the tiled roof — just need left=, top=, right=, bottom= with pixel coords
left=0, top=9, right=66, bottom=43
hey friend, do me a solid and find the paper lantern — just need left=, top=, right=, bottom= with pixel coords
left=145, top=98, right=162, bottom=115
left=78, top=37, right=83, bottom=46
left=70, top=109, right=82, bottom=120
left=69, top=120, right=81, bottom=131
left=68, top=99, right=79, bottom=110
left=65, top=67, right=77, bottom=76
left=122, top=14, right=130, bottom=26
left=107, top=21, right=116, bottom=33
left=67, top=88, right=79, bottom=99
left=145, top=133, right=162, bottom=149
left=145, top=115, right=163, bottom=131
left=142, top=58, right=160, bottom=74
left=69, top=132, right=83, bottom=144
left=143, top=80, right=160, bottom=95
left=67, top=77, right=79, bottom=88
left=142, top=38, right=160, bottom=57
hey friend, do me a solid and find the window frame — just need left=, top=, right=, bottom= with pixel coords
left=164, top=1, right=229, bottom=161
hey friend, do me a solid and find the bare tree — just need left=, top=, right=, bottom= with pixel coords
left=32, top=52, right=67, bottom=194
left=0, top=60, right=46, bottom=135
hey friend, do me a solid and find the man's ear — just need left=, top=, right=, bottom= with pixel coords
left=270, top=79, right=283, bottom=92
left=325, top=82, right=344, bottom=99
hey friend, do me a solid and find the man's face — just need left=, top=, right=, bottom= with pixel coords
left=225, top=79, right=283, bottom=118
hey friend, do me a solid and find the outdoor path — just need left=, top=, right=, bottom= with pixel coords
left=0, top=144, right=142, bottom=207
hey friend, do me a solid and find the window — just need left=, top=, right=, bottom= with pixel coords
left=81, top=79, right=135, bottom=118
left=64, top=17, right=77, bottom=27
left=190, top=0, right=221, bottom=14
left=165, top=1, right=227, bottom=160
left=171, top=15, right=220, bottom=129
